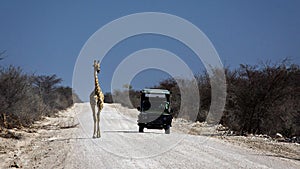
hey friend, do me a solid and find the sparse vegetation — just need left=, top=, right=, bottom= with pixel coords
left=0, top=65, right=78, bottom=129
left=110, top=86, right=140, bottom=108
left=111, top=60, right=300, bottom=139
left=222, top=61, right=300, bottom=138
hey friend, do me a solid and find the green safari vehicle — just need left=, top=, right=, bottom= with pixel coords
left=137, top=89, right=173, bottom=134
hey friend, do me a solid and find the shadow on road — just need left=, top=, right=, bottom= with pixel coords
left=263, top=154, right=300, bottom=162
left=47, top=137, right=92, bottom=142
left=103, top=130, right=164, bottom=134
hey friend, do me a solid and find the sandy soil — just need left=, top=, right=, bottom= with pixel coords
left=0, top=104, right=79, bottom=169
left=0, top=103, right=299, bottom=168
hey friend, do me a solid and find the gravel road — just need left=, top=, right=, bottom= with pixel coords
left=60, top=103, right=300, bottom=169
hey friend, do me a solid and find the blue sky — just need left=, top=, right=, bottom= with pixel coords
left=0, top=1, right=299, bottom=99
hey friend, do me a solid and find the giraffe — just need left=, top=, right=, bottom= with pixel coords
left=90, top=60, right=104, bottom=138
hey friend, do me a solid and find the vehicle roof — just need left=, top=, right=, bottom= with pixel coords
left=141, top=88, right=170, bottom=94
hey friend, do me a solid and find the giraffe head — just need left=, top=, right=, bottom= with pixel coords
left=93, top=60, right=101, bottom=73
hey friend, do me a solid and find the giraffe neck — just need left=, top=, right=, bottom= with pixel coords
left=94, top=71, right=102, bottom=98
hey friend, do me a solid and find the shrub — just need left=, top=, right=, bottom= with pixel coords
left=0, top=66, right=44, bottom=128
left=0, top=66, right=75, bottom=129
left=110, top=60, right=300, bottom=138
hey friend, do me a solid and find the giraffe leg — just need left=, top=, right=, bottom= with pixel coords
left=91, top=105, right=97, bottom=138
left=96, top=108, right=101, bottom=138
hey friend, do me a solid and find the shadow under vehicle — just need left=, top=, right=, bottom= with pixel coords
left=137, top=89, right=173, bottom=134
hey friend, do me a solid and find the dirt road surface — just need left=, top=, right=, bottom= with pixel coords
left=61, top=103, right=299, bottom=169
left=1, top=103, right=299, bottom=168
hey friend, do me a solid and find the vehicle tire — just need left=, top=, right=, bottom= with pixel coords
left=165, top=125, right=170, bottom=134
left=139, top=126, right=144, bottom=133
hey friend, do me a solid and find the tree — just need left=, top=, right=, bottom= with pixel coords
left=222, top=61, right=300, bottom=136
left=33, top=74, right=63, bottom=115
left=0, top=66, right=44, bottom=128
